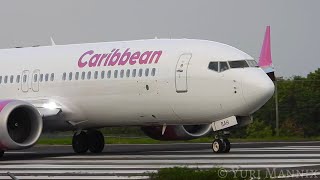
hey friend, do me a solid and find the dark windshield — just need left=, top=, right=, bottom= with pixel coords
left=219, top=62, right=229, bottom=72
left=208, top=62, right=218, bottom=72
left=228, top=60, right=249, bottom=68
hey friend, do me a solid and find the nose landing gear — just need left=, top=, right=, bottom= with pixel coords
left=212, top=132, right=231, bottom=153
left=72, top=130, right=105, bottom=154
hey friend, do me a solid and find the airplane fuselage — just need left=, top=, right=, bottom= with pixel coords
left=0, top=39, right=274, bottom=131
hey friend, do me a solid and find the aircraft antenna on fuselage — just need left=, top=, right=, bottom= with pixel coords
left=50, top=37, right=56, bottom=46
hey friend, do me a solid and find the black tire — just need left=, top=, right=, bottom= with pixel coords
left=88, top=130, right=105, bottom=153
left=212, top=139, right=225, bottom=153
left=72, top=131, right=89, bottom=154
left=222, top=139, right=231, bottom=153
left=0, top=150, right=4, bottom=158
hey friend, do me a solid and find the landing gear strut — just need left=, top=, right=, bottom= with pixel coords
left=212, top=132, right=231, bottom=153
left=72, top=130, right=105, bottom=154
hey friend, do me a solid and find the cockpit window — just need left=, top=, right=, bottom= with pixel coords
left=228, top=60, right=249, bottom=68
left=208, top=62, right=218, bottom=72
left=219, top=62, right=229, bottom=72
left=208, top=60, right=255, bottom=73
left=247, top=60, right=258, bottom=67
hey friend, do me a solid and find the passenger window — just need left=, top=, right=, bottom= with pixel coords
left=87, top=71, right=91, bottom=79
left=81, top=72, right=85, bottom=80
left=94, top=71, right=98, bottom=79
left=23, top=75, right=27, bottom=83
left=33, top=74, right=38, bottom=82
left=75, top=72, right=79, bottom=80
left=50, top=73, right=54, bottom=81
left=107, top=70, right=111, bottom=78
left=208, top=62, right=218, bottom=72
left=45, top=74, right=49, bottom=81
left=4, top=76, right=8, bottom=84
left=126, top=69, right=130, bottom=78
left=138, top=69, right=143, bottom=77
left=219, top=62, right=229, bottom=72
left=228, top=60, right=249, bottom=68
left=145, top=68, right=149, bottom=77
left=16, top=75, right=20, bottom=83
left=69, top=72, right=73, bottom=80
left=10, top=75, right=14, bottom=83
left=62, top=73, right=66, bottom=81
left=114, top=70, right=118, bottom=78
left=120, top=70, right=124, bottom=78
left=101, top=71, right=105, bottom=79
left=40, top=74, right=43, bottom=82
left=132, top=69, right=137, bottom=77
left=151, top=68, right=156, bottom=76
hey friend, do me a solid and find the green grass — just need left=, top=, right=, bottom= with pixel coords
left=37, top=137, right=72, bottom=145
left=36, top=135, right=320, bottom=145
left=148, top=167, right=271, bottom=180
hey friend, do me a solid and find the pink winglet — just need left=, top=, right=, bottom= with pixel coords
left=258, top=26, right=273, bottom=68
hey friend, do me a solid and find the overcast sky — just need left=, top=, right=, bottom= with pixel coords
left=0, top=0, right=319, bottom=77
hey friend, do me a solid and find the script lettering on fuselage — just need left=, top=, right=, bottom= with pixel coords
left=78, top=48, right=163, bottom=68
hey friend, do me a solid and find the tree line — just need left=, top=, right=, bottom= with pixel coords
left=245, top=68, right=320, bottom=138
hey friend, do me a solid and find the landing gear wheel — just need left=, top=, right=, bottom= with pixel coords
left=222, top=139, right=231, bottom=153
left=0, top=150, right=4, bottom=158
left=88, top=130, right=105, bottom=153
left=72, top=131, right=89, bottom=154
left=212, top=139, right=224, bottom=153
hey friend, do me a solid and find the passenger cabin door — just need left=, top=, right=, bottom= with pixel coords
left=31, top=69, right=40, bottom=92
left=21, top=70, right=29, bottom=92
left=175, top=54, right=192, bottom=93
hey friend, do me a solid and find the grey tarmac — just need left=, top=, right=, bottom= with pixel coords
left=1, top=141, right=320, bottom=179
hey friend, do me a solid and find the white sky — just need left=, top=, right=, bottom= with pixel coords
left=0, top=0, right=319, bottom=77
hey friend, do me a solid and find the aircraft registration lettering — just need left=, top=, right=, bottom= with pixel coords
left=221, top=120, right=229, bottom=127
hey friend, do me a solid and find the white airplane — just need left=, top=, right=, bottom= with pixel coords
left=0, top=27, right=274, bottom=157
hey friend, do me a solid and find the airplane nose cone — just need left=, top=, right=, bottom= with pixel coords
left=242, top=70, right=275, bottom=113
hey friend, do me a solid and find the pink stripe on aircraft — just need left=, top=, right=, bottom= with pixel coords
left=0, top=100, right=12, bottom=112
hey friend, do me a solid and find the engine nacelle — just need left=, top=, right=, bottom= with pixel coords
left=141, top=124, right=212, bottom=141
left=0, top=100, right=42, bottom=150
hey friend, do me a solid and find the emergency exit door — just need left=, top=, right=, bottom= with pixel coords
left=21, top=70, right=29, bottom=92
left=175, top=54, right=192, bottom=93
left=31, top=69, right=40, bottom=92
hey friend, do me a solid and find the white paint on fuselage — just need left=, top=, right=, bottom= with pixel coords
left=0, top=39, right=274, bottom=131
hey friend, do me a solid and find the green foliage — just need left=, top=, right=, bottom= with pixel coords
left=279, top=118, right=304, bottom=137
left=148, top=167, right=271, bottom=180
left=253, top=68, right=320, bottom=137
left=246, top=119, right=273, bottom=138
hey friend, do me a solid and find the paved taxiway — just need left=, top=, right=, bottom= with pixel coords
left=1, top=141, right=320, bottom=179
